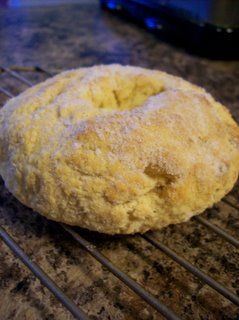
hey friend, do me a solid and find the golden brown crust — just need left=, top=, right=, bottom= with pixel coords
left=0, top=64, right=239, bottom=234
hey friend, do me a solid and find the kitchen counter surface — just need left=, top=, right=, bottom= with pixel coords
left=0, top=2, right=239, bottom=319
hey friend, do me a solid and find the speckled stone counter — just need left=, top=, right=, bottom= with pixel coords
left=0, top=2, right=239, bottom=319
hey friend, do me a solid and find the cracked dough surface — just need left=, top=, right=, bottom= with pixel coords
left=0, top=64, right=239, bottom=234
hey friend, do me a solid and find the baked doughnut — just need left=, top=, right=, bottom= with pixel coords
left=0, top=65, right=239, bottom=234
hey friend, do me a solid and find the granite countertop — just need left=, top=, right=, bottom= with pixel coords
left=0, top=1, right=239, bottom=319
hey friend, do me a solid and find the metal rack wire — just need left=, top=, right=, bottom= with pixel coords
left=0, top=66, right=239, bottom=320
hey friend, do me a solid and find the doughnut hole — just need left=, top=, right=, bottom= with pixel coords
left=86, top=73, right=165, bottom=110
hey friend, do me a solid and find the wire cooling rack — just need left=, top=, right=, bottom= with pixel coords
left=0, top=66, right=238, bottom=320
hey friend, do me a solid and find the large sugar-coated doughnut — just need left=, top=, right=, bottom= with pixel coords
left=0, top=65, right=239, bottom=234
